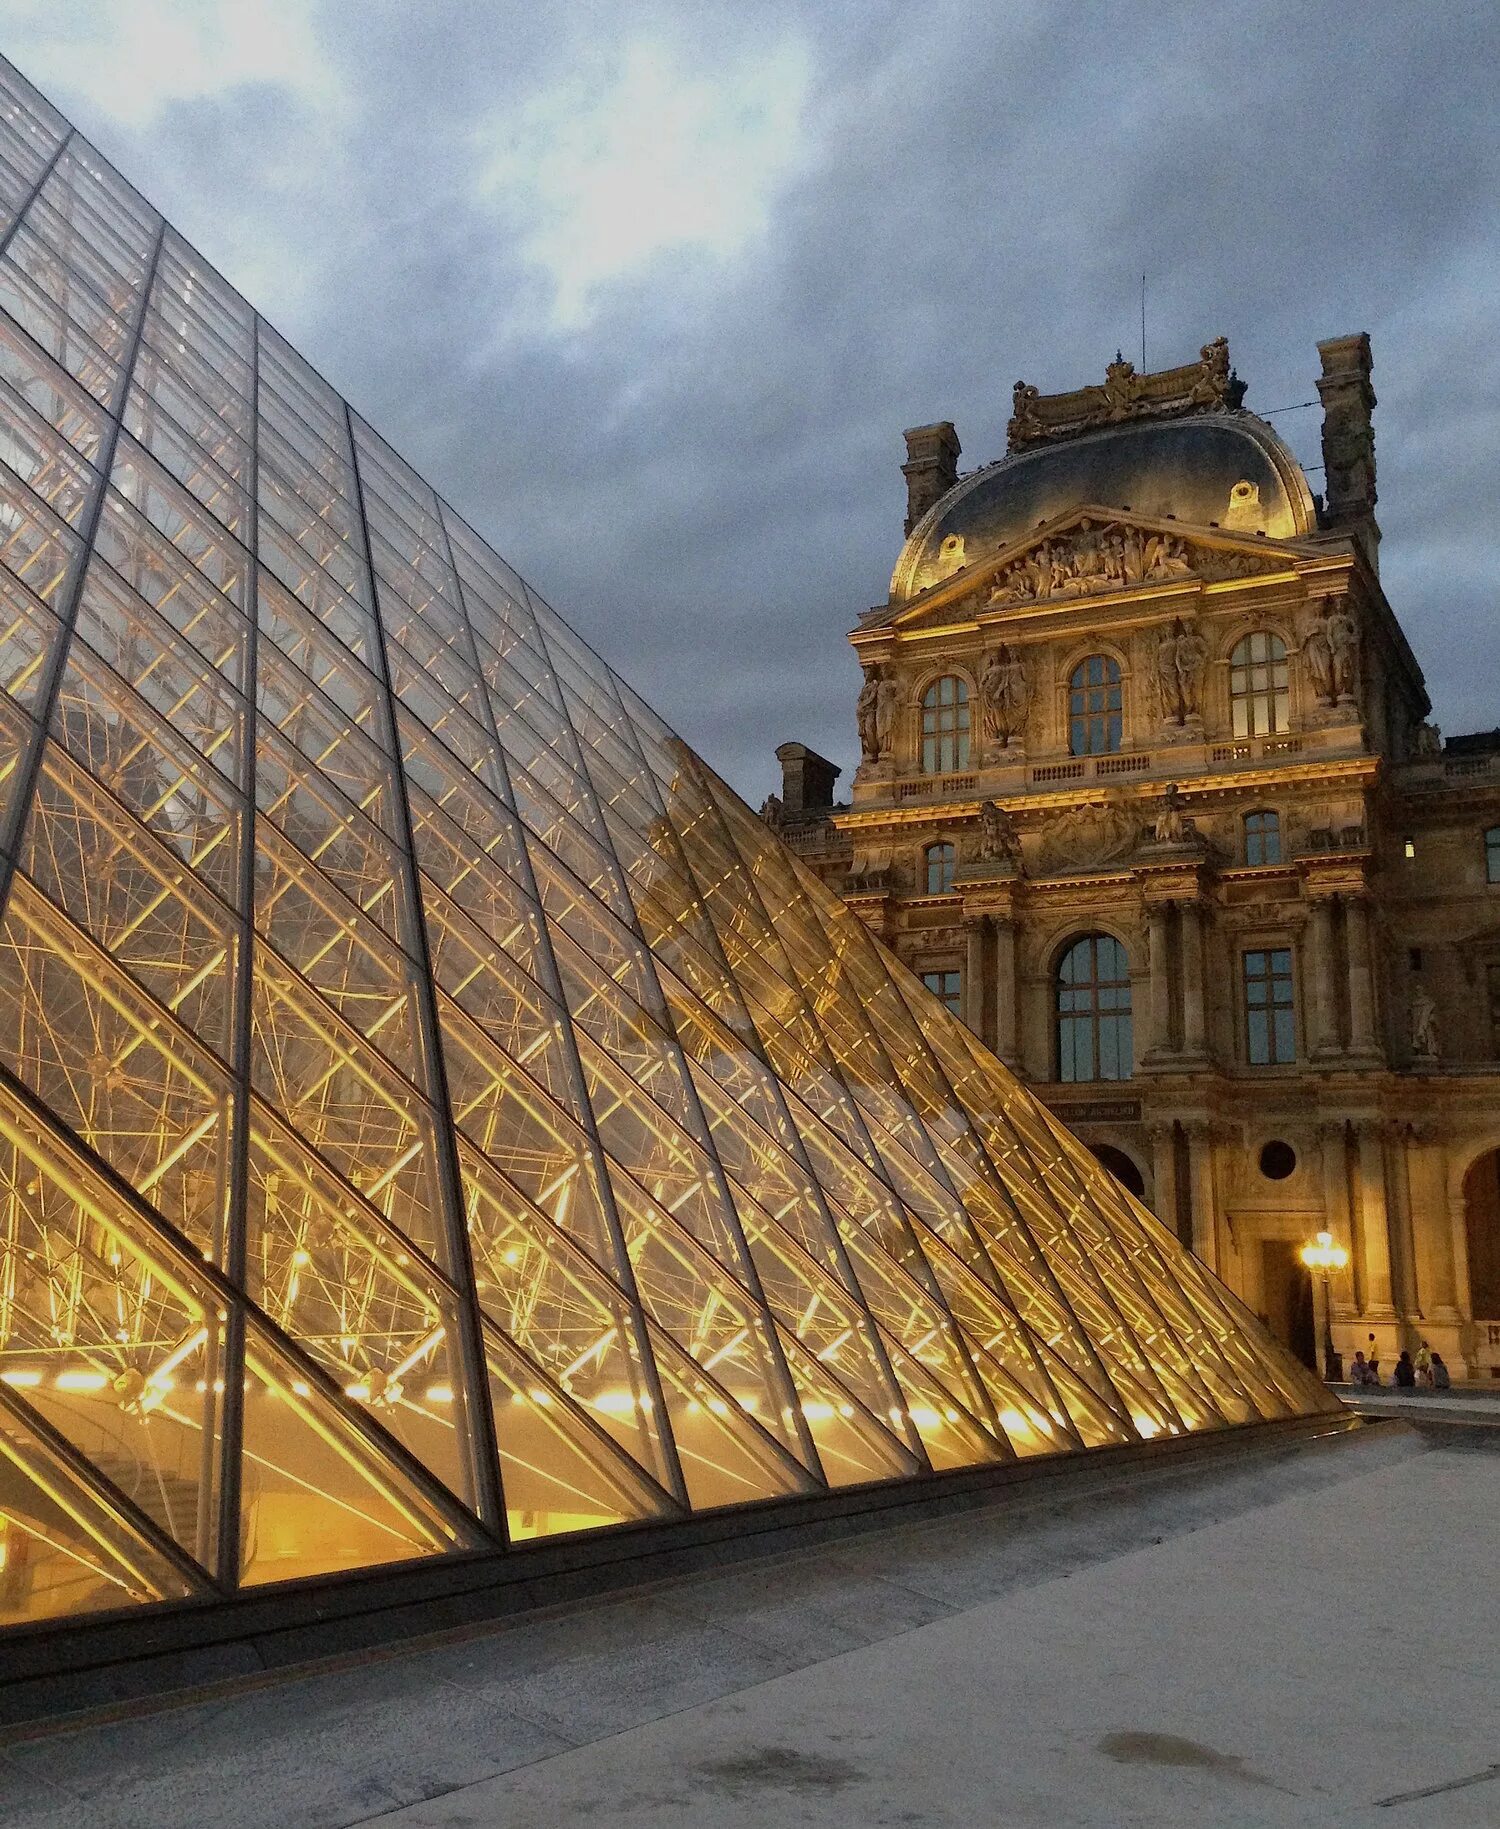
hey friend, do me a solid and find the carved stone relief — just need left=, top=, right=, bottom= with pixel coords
left=984, top=519, right=1279, bottom=609
left=978, top=644, right=1029, bottom=749
left=1037, top=795, right=1140, bottom=873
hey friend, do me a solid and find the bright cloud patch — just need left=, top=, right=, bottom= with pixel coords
left=478, top=37, right=812, bottom=329
left=5, top=0, right=338, bottom=128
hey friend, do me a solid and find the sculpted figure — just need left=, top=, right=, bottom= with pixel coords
left=1154, top=622, right=1185, bottom=722
left=1410, top=983, right=1439, bottom=1059
left=1411, top=720, right=1442, bottom=759
left=758, top=793, right=784, bottom=832
left=1007, top=380, right=1044, bottom=447
left=1103, top=353, right=1138, bottom=418
left=1302, top=609, right=1336, bottom=705
left=1152, top=782, right=1195, bottom=844
left=980, top=644, right=1028, bottom=748
left=978, top=798, right=1021, bottom=863
left=1191, top=335, right=1232, bottom=405
left=1326, top=603, right=1359, bottom=700
left=856, top=669, right=881, bottom=762
left=1174, top=621, right=1208, bottom=720
left=875, top=671, right=899, bottom=757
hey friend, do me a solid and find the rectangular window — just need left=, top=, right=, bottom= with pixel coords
left=921, top=969, right=962, bottom=1016
left=1243, top=947, right=1296, bottom=1065
left=1487, top=827, right=1500, bottom=884
left=1244, top=810, right=1281, bottom=866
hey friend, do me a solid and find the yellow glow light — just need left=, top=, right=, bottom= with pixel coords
left=1300, top=1230, right=1349, bottom=1273
left=55, top=1370, right=108, bottom=1392
left=0, top=1369, right=42, bottom=1387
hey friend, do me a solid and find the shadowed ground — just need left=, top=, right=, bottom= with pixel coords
left=3, top=1420, right=1494, bottom=1828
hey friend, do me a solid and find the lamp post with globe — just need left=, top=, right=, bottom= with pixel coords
left=1300, top=1230, right=1349, bottom=1383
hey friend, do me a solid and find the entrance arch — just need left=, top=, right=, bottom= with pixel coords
left=1091, top=1143, right=1146, bottom=1200
left=1464, top=1148, right=1500, bottom=1319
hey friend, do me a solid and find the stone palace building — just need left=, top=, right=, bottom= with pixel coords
left=769, top=334, right=1500, bottom=1378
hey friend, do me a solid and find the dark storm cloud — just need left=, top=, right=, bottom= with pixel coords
left=24, top=0, right=1499, bottom=799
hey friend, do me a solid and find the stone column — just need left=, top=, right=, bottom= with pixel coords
left=1345, top=894, right=1379, bottom=1060
left=964, top=917, right=988, bottom=1042
left=1148, top=1121, right=1179, bottom=1239
left=1146, top=903, right=1173, bottom=1058
left=1354, top=1118, right=1396, bottom=1318
left=1185, top=1121, right=1218, bottom=1273
left=1307, top=894, right=1340, bottom=1057
left=1179, top=900, right=1207, bottom=1061
left=1407, top=1127, right=1461, bottom=1320
left=1318, top=1122, right=1358, bottom=1326
left=992, top=917, right=1019, bottom=1068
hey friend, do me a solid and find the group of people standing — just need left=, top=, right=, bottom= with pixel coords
left=1347, top=1337, right=1451, bottom=1389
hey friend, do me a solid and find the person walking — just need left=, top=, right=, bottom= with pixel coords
left=1393, top=1349, right=1416, bottom=1389
left=1414, top=1339, right=1434, bottom=1388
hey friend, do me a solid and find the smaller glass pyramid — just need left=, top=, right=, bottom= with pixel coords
left=0, top=54, right=1334, bottom=1636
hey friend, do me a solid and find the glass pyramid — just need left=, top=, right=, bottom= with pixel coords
left=0, top=56, right=1334, bottom=1633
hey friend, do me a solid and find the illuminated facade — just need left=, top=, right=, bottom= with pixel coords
left=0, top=59, right=1331, bottom=1642
left=777, top=337, right=1500, bottom=1380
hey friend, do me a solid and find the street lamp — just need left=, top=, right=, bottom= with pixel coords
left=1300, top=1229, right=1349, bottom=1383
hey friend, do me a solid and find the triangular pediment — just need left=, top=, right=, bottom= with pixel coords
left=862, top=506, right=1317, bottom=633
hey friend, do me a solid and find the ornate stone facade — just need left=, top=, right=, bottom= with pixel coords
left=774, top=334, right=1500, bottom=1381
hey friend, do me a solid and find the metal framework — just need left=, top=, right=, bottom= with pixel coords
left=0, top=55, right=1335, bottom=1634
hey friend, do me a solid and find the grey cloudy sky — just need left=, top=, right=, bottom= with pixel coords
left=6, top=0, right=1497, bottom=801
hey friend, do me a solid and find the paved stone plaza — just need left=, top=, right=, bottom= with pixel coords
left=2, top=1418, right=1497, bottom=1827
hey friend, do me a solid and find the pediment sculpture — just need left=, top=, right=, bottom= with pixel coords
left=984, top=518, right=1278, bottom=609
left=1037, top=795, right=1140, bottom=873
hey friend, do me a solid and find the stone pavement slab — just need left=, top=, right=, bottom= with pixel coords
left=0, top=1423, right=1452, bottom=1829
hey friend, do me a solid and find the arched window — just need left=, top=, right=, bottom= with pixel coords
left=924, top=841, right=955, bottom=895
left=1068, top=655, right=1122, bottom=756
left=1486, top=826, right=1500, bottom=885
left=920, top=676, right=970, bottom=773
left=1056, top=934, right=1133, bottom=1082
left=1244, top=809, right=1282, bottom=866
left=1230, top=631, right=1289, bottom=737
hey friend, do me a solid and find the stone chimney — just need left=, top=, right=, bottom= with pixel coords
left=776, top=741, right=840, bottom=816
left=901, top=422, right=960, bottom=536
left=1316, top=333, right=1379, bottom=570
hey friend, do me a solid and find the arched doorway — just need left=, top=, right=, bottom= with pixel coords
left=1091, top=1143, right=1145, bottom=1200
left=1464, top=1148, right=1500, bottom=1319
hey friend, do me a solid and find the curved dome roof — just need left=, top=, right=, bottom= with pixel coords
left=891, top=412, right=1317, bottom=602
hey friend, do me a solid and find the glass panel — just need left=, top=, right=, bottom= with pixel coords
left=239, top=1316, right=471, bottom=1587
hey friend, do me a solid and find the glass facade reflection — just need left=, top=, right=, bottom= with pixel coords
left=0, top=55, right=1335, bottom=1635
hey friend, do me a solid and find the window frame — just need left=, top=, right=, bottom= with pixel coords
left=922, top=840, right=956, bottom=896
left=1229, top=630, right=1290, bottom=738
left=1067, top=653, right=1123, bottom=757
left=1243, top=808, right=1282, bottom=867
left=920, top=967, right=962, bottom=1015
left=1055, top=932, right=1134, bottom=1084
left=919, top=674, right=970, bottom=775
left=1242, top=944, right=1297, bottom=1066
left=1485, top=826, right=1500, bottom=885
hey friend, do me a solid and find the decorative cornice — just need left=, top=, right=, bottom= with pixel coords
left=1007, top=339, right=1246, bottom=452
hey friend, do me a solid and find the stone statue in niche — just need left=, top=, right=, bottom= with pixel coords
left=758, top=793, right=784, bottom=832
left=875, top=671, right=900, bottom=758
left=1409, top=983, right=1439, bottom=1060
left=1327, top=602, right=1359, bottom=702
left=979, top=644, right=1029, bottom=748
left=857, top=668, right=881, bottom=762
left=1411, top=721, right=1443, bottom=759
left=977, top=799, right=1022, bottom=864
left=1152, top=618, right=1208, bottom=726
left=1152, top=782, right=1197, bottom=844
left=1301, top=605, right=1336, bottom=706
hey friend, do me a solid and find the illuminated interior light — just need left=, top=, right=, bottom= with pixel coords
left=291, top=1380, right=311, bottom=1397
left=1132, top=1414, right=1162, bottom=1440
left=344, top=1382, right=371, bottom=1400
left=907, top=1405, right=944, bottom=1429
left=0, top=1369, right=42, bottom=1387
left=425, top=1383, right=454, bottom=1403
left=55, top=1370, right=108, bottom=1392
